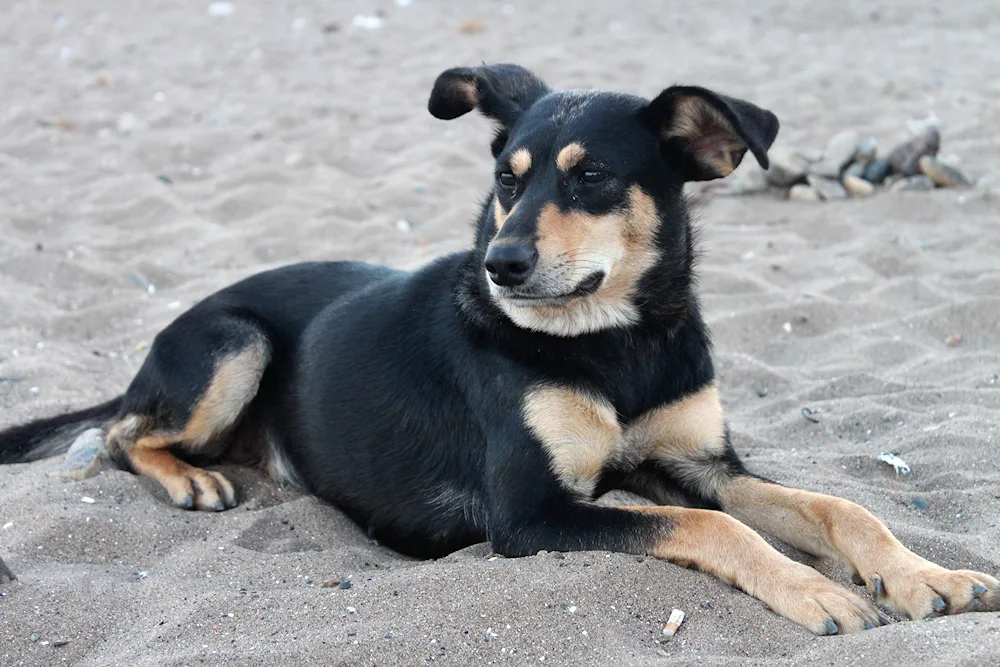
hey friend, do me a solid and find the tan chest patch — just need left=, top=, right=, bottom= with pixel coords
left=522, top=383, right=726, bottom=498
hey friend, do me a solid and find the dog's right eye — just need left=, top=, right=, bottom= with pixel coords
left=498, top=172, right=517, bottom=188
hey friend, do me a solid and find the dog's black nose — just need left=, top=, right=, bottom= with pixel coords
left=485, top=244, right=538, bottom=287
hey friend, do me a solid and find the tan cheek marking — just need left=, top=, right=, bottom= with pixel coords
left=535, top=203, right=589, bottom=261
left=493, top=200, right=518, bottom=232
left=509, top=148, right=532, bottom=177
left=523, top=385, right=621, bottom=497
left=556, top=142, right=586, bottom=172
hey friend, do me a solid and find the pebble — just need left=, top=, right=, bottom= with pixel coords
left=887, top=127, right=940, bottom=176
left=0, top=556, right=15, bottom=584
left=207, top=2, right=235, bottom=16
left=842, top=175, right=874, bottom=198
left=352, top=14, right=384, bottom=30
left=338, top=581, right=353, bottom=590
left=809, top=130, right=858, bottom=178
left=843, top=161, right=866, bottom=180
left=807, top=174, right=848, bottom=200
left=890, top=175, right=936, bottom=193
left=116, top=112, right=138, bottom=136
left=919, top=156, right=971, bottom=188
left=459, top=19, right=487, bottom=34
left=788, top=184, right=820, bottom=202
left=945, top=334, right=962, bottom=348
left=765, top=148, right=809, bottom=187
left=911, top=497, right=929, bottom=511
left=49, top=428, right=107, bottom=480
left=862, top=158, right=892, bottom=184
left=855, top=136, right=878, bottom=164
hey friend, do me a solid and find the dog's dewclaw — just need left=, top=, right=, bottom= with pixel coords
left=49, top=428, right=107, bottom=481
left=662, top=608, right=685, bottom=637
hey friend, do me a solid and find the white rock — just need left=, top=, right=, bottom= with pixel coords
left=208, top=2, right=235, bottom=17
left=807, top=174, right=848, bottom=200
left=809, top=130, right=859, bottom=178
left=842, top=175, right=874, bottom=198
left=788, top=184, right=820, bottom=202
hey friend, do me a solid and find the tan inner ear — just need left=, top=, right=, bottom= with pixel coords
left=664, top=96, right=747, bottom=177
left=451, top=78, right=479, bottom=109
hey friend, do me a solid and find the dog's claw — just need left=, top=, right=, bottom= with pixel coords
left=872, top=574, right=884, bottom=598
left=184, top=495, right=195, bottom=509
left=214, top=501, right=225, bottom=512
left=932, top=597, right=946, bottom=613
left=863, top=621, right=875, bottom=630
left=824, top=619, right=839, bottom=635
left=972, top=584, right=988, bottom=599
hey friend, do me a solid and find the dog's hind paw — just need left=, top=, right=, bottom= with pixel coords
left=163, top=466, right=238, bottom=512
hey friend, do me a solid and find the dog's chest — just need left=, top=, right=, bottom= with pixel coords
left=522, top=383, right=724, bottom=498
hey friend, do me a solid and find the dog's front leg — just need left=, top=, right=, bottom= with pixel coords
left=486, top=426, right=881, bottom=635
left=718, top=476, right=1000, bottom=620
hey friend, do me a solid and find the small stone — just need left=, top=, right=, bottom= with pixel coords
left=788, top=184, right=820, bottom=202
left=765, top=148, right=808, bottom=187
left=116, top=112, right=138, bottom=136
left=855, top=137, right=878, bottom=164
left=842, top=175, right=874, bottom=198
left=338, top=581, right=353, bottom=590
left=208, top=2, right=235, bottom=16
left=862, top=158, right=892, bottom=184
left=809, top=130, right=859, bottom=178
left=52, top=639, right=69, bottom=647
left=945, top=334, right=962, bottom=348
left=49, top=428, right=107, bottom=480
left=96, top=71, right=115, bottom=88
left=890, top=175, right=935, bottom=193
left=911, top=497, right=929, bottom=511
left=30, top=633, right=41, bottom=642
left=807, top=174, right=848, bottom=200
left=887, top=128, right=940, bottom=176
left=843, top=161, right=866, bottom=180
left=919, top=156, right=972, bottom=188
left=0, top=556, right=15, bottom=584
left=459, top=19, right=486, bottom=34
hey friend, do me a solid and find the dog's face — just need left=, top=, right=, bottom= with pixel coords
left=429, top=65, right=778, bottom=337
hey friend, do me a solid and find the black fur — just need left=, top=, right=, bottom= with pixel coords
left=0, top=64, right=778, bottom=561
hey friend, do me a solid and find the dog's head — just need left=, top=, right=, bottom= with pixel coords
left=430, top=64, right=778, bottom=337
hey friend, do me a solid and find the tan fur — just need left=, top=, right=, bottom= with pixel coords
left=719, top=477, right=1000, bottom=619
left=523, top=386, right=621, bottom=497
left=664, top=96, right=747, bottom=177
left=509, top=148, right=532, bottom=177
left=452, top=79, right=478, bottom=109
left=628, top=505, right=882, bottom=634
left=494, top=186, right=659, bottom=337
left=181, top=343, right=269, bottom=446
left=493, top=199, right=518, bottom=232
left=555, top=142, right=586, bottom=172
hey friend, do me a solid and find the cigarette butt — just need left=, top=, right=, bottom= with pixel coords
left=662, top=608, right=685, bottom=636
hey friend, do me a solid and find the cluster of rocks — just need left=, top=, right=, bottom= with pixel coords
left=710, top=124, right=976, bottom=201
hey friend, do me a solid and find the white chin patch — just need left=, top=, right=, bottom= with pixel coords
left=493, top=292, right=639, bottom=337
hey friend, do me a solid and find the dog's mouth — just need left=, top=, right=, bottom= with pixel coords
left=503, top=271, right=606, bottom=305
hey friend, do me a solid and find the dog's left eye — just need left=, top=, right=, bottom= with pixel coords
left=580, top=170, right=607, bottom=184
left=498, top=172, right=517, bottom=188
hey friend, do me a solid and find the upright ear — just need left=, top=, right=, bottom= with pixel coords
left=428, top=64, right=551, bottom=128
left=640, top=86, right=779, bottom=181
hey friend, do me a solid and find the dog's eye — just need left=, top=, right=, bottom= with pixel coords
left=580, top=170, right=607, bottom=184
left=498, top=172, right=517, bottom=188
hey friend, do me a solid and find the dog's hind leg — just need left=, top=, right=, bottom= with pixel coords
left=107, top=314, right=271, bottom=511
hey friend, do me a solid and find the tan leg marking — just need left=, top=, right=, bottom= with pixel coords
left=108, top=342, right=268, bottom=511
left=719, top=478, right=1000, bottom=619
left=630, top=505, right=882, bottom=634
left=628, top=384, right=730, bottom=497
left=509, top=148, right=532, bottom=177
left=523, top=385, right=621, bottom=497
left=555, top=142, right=586, bottom=172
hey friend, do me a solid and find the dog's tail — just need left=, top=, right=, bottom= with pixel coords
left=0, top=397, right=123, bottom=464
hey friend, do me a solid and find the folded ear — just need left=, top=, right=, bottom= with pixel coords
left=428, top=64, right=551, bottom=128
left=640, top=86, right=779, bottom=181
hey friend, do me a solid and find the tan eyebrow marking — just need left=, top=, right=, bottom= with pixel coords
left=509, top=148, right=532, bottom=177
left=556, top=142, right=586, bottom=172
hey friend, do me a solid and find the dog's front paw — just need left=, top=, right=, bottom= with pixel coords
left=856, top=558, right=1000, bottom=619
left=765, top=563, right=886, bottom=635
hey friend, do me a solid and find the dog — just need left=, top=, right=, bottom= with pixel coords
left=2, top=64, right=997, bottom=634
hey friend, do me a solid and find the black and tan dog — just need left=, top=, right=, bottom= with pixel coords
left=2, top=64, right=997, bottom=634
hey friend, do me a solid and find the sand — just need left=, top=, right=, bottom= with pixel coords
left=2, top=0, right=999, bottom=664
